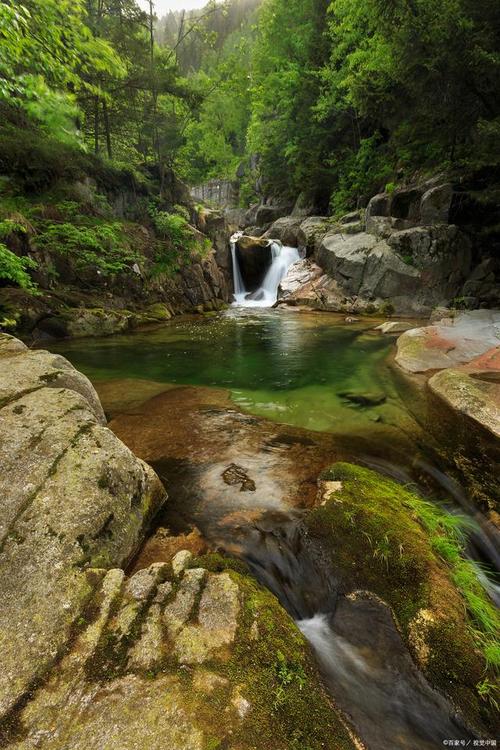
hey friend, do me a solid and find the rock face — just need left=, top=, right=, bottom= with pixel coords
left=269, top=176, right=492, bottom=315
left=0, top=334, right=165, bottom=722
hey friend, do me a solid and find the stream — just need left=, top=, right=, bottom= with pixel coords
left=48, top=307, right=498, bottom=749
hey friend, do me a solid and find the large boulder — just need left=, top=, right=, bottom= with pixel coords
left=296, top=216, right=332, bottom=254
left=255, top=204, right=292, bottom=227
left=395, top=310, right=500, bottom=373
left=420, top=183, right=453, bottom=224
left=428, top=349, right=500, bottom=440
left=316, top=231, right=421, bottom=310
left=3, top=555, right=356, bottom=750
left=263, top=216, right=303, bottom=246
left=0, top=335, right=165, bottom=721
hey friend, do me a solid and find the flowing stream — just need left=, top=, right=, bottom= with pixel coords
left=47, top=307, right=498, bottom=749
left=230, top=233, right=300, bottom=307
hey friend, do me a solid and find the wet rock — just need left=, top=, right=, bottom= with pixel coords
left=428, top=351, right=500, bottom=439
left=395, top=310, right=500, bottom=373
left=222, top=463, right=256, bottom=492
left=234, top=235, right=272, bottom=290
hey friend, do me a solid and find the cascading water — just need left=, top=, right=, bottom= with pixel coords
left=230, top=233, right=300, bottom=307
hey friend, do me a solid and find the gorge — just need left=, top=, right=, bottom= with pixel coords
left=0, top=0, right=499, bottom=747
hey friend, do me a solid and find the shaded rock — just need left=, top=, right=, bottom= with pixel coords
left=291, top=192, right=315, bottom=217
left=395, top=310, right=500, bottom=373
left=420, top=183, right=453, bottom=224
left=234, top=236, right=272, bottom=291
left=255, top=204, right=291, bottom=227
left=296, top=216, right=332, bottom=254
left=366, top=192, right=392, bottom=218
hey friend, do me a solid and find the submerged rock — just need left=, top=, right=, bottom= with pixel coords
left=222, top=463, right=257, bottom=491
left=338, top=390, right=387, bottom=407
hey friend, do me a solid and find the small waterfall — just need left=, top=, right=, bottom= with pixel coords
left=230, top=235, right=300, bottom=308
left=230, top=232, right=246, bottom=297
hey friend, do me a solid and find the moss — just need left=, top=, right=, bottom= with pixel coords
left=305, top=462, right=499, bottom=732
left=221, top=573, right=355, bottom=750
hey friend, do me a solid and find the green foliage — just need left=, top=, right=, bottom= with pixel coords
left=149, top=207, right=209, bottom=276
left=0, top=243, right=37, bottom=290
left=35, top=220, right=138, bottom=275
left=273, top=650, right=307, bottom=708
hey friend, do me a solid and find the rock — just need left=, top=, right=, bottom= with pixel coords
left=234, top=236, right=272, bottom=290
left=420, top=184, right=453, bottom=224
left=375, top=321, right=414, bottom=334
left=4, top=558, right=356, bottom=750
left=222, top=463, right=256, bottom=491
left=278, top=258, right=324, bottom=301
left=338, top=391, right=387, bottom=407
left=296, top=216, right=332, bottom=254
left=255, top=204, right=291, bottom=227
left=316, top=231, right=421, bottom=306
left=429, top=358, right=500, bottom=439
left=291, top=192, right=315, bottom=217
left=0, top=341, right=105, bottom=421
left=172, top=549, right=193, bottom=576
left=390, top=187, right=422, bottom=221
left=395, top=310, right=500, bottom=373
left=305, top=462, right=494, bottom=734
left=63, top=307, right=134, bottom=338
left=0, top=336, right=165, bottom=721
left=365, top=215, right=396, bottom=238
left=366, top=192, right=391, bottom=218
left=263, top=216, right=303, bottom=246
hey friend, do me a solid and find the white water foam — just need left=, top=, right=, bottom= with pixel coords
left=230, top=234, right=300, bottom=307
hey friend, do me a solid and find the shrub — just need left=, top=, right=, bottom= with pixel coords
left=34, top=221, right=138, bottom=275
left=0, top=243, right=37, bottom=290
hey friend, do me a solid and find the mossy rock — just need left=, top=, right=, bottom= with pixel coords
left=306, top=462, right=499, bottom=733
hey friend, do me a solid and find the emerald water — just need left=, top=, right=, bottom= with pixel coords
left=49, top=308, right=404, bottom=435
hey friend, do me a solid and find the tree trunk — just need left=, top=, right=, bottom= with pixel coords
left=94, top=96, right=99, bottom=155
left=102, top=100, right=112, bottom=159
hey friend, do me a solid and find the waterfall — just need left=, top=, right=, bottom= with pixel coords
left=230, top=232, right=246, bottom=297
left=230, top=235, right=300, bottom=307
